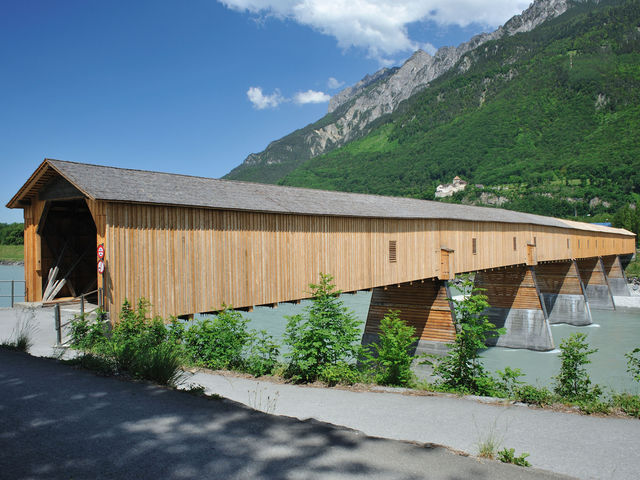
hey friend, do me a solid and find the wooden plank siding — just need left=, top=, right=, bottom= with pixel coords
left=535, top=261, right=583, bottom=295
left=365, top=281, right=456, bottom=343
left=474, top=267, right=543, bottom=311
left=98, top=202, right=635, bottom=318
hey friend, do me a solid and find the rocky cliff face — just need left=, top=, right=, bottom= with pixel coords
left=225, top=0, right=571, bottom=182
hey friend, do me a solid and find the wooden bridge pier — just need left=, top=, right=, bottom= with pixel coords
left=576, top=257, right=616, bottom=309
left=362, top=279, right=456, bottom=356
left=474, top=266, right=554, bottom=351
left=534, top=260, right=592, bottom=326
left=602, top=255, right=631, bottom=297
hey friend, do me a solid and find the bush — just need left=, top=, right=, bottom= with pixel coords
left=132, top=342, right=184, bottom=386
left=611, top=393, right=640, bottom=418
left=70, top=312, right=108, bottom=352
left=318, top=362, right=363, bottom=386
left=494, top=367, right=525, bottom=397
left=514, top=385, right=554, bottom=406
left=553, top=333, right=600, bottom=401
left=432, top=276, right=504, bottom=393
left=365, top=310, right=417, bottom=387
left=243, top=330, right=280, bottom=377
left=182, top=308, right=250, bottom=370
left=625, top=347, right=640, bottom=383
left=284, top=273, right=362, bottom=382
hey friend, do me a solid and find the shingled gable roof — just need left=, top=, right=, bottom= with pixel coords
left=7, top=158, right=634, bottom=236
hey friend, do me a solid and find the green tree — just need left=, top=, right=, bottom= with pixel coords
left=553, top=333, right=599, bottom=400
left=284, top=273, right=362, bottom=382
left=433, top=277, right=504, bottom=393
left=366, top=310, right=418, bottom=386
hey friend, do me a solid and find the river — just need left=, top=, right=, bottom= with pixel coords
left=2, top=264, right=639, bottom=393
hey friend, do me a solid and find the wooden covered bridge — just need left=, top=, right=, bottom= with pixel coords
left=7, top=159, right=636, bottom=351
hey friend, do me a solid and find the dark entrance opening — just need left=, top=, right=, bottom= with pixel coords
left=39, top=199, right=97, bottom=303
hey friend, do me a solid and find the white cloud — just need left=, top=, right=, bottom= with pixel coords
left=219, top=1, right=530, bottom=61
left=294, top=90, right=331, bottom=104
left=246, top=86, right=285, bottom=109
left=327, top=77, right=344, bottom=89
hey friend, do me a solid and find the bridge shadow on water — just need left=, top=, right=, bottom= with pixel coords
left=0, top=350, right=522, bottom=480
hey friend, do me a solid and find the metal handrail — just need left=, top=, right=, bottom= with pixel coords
left=0, top=280, right=26, bottom=308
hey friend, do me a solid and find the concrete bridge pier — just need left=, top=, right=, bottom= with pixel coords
left=534, top=260, right=592, bottom=326
left=576, top=257, right=615, bottom=309
left=362, top=279, right=456, bottom=356
left=474, top=266, right=554, bottom=351
left=602, top=255, right=631, bottom=297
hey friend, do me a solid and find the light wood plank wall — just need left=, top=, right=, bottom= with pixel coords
left=101, top=202, right=635, bottom=318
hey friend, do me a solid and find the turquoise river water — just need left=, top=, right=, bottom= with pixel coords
left=2, top=265, right=639, bottom=393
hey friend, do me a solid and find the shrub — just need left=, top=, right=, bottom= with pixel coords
left=625, top=347, right=640, bottom=383
left=318, top=362, right=363, bottom=386
left=284, top=273, right=362, bottom=382
left=365, top=310, right=417, bottom=387
left=553, top=333, right=600, bottom=401
left=132, top=342, right=184, bottom=386
left=182, top=308, right=250, bottom=370
left=243, top=330, right=280, bottom=377
left=494, top=367, right=525, bottom=397
left=432, top=276, right=505, bottom=393
left=514, top=384, right=554, bottom=406
left=70, top=312, right=108, bottom=352
left=497, top=448, right=531, bottom=467
left=611, top=393, right=640, bottom=418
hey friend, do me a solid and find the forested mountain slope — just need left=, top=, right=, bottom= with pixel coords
left=279, top=0, right=640, bottom=219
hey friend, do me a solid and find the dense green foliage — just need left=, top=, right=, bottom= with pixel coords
left=365, top=310, right=418, bottom=386
left=0, top=223, right=23, bottom=245
left=277, top=0, right=640, bottom=219
left=284, top=273, right=362, bottom=382
left=553, top=333, right=600, bottom=401
left=432, top=278, right=505, bottom=394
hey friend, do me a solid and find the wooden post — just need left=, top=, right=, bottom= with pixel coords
left=81, top=295, right=85, bottom=316
left=54, top=304, right=61, bottom=346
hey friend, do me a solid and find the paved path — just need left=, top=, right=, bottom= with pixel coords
left=184, top=371, right=640, bottom=480
left=2, top=305, right=639, bottom=479
left=0, top=350, right=567, bottom=480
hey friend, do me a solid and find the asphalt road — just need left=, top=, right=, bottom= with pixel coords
left=0, top=349, right=570, bottom=480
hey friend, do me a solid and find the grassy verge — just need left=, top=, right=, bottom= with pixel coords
left=0, top=245, right=24, bottom=262
left=626, top=252, right=640, bottom=277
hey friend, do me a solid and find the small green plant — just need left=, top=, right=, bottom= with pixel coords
left=70, top=312, right=107, bottom=352
left=284, top=273, right=362, bottom=382
left=514, top=384, right=554, bottom=406
left=182, top=308, right=250, bottom=370
left=577, top=398, right=612, bottom=415
left=494, top=367, right=525, bottom=397
left=625, top=347, right=640, bottom=383
left=63, top=353, right=116, bottom=375
left=365, top=310, right=417, bottom=387
left=132, top=342, right=184, bottom=386
left=611, top=393, right=640, bottom=418
left=497, top=448, right=531, bottom=467
left=243, top=330, right=281, bottom=377
left=318, top=362, right=363, bottom=386
left=432, top=276, right=505, bottom=394
left=553, top=333, right=600, bottom=401
left=476, top=421, right=503, bottom=460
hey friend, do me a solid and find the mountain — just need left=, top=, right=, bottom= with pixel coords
left=224, top=0, right=572, bottom=183
left=278, top=0, right=640, bottom=219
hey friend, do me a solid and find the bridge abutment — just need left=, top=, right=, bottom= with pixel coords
left=534, top=260, right=592, bottom=326
left=576, top=257, right=615, bottom=309
left=474, top=266, right=554, bottom=351
left=362, top=279, right=456, bottom=356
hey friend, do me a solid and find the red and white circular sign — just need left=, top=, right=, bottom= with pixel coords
left=97, top=260, right=105, bottom=274
left=97, top=244, right=105, bottom=259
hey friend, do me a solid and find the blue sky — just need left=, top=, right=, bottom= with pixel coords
left=0, top=0, right=529, bottom=223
